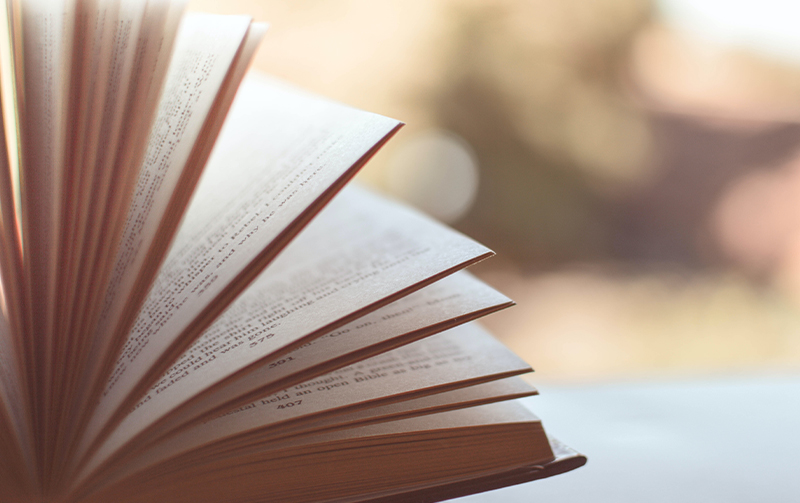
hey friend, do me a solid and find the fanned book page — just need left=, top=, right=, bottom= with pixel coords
left=0, top=1, right=584, bottom=501
left=80, top=185, right=497, bottom=478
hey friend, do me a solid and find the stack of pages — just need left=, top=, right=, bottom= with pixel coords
left=0, top=1, right=585, bottom=501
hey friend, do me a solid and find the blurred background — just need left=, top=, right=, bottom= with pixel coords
left=188, top=0, right=800, bottom=383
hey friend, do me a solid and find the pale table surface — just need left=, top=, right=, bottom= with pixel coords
left=453, top=373, right=800, bottom=502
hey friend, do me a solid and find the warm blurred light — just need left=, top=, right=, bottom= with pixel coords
left=629, top=24, right=800, bottom=118
left=563, top=88, right=652, bottom=190
left=711, top=155, right=800, bottom=277
left=479, top=265, right=800, bottom=381
left=657, top=0, right=800, bottom=64
left=384, top=130, right=479, bottom=224
left=188, top=0, right=800, bottom=380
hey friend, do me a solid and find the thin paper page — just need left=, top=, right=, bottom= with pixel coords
left=84, top=271, right=510, bottom=473
left=142, top=271, right=512, bottom=436
left=82, top=400, right=550, bottom=503
left=54, top=1, right=188, bottom=470
left=0, top=306, right=32, bottom=486
left=205, top=325, right=529, bottom=436
left=202, top=378, right=536, bottom=460
left=85, top=186, right=492, bottom=474
left=69, top=12, right=252, bottom=464
left=298, top=376, right=537, bottom=433
left=274, top=399, right=543, bottom=444
left=95, top=12, right=252, bottom=358
left=51, top=0, right=153, bottom=450
left=17, top=0, right=74, bottom=402
left=142, top=186, right=491, bottom=397
left=60, top=0, right=150, bottom=343
left=80, top=325, right=532, bottom=488
left=209, top=323, right=531, bottom=438
left=100, top=379, right=535, bottom=492
left=83, top=75, right=403, bottom=451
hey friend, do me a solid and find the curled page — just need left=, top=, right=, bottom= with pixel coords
left=80, top=74, right=404, bottom=463
left=84, top=185, right=493, bottom=477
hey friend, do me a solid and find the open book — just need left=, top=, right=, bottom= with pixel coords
left=0, top=1, right=585, bottom=502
